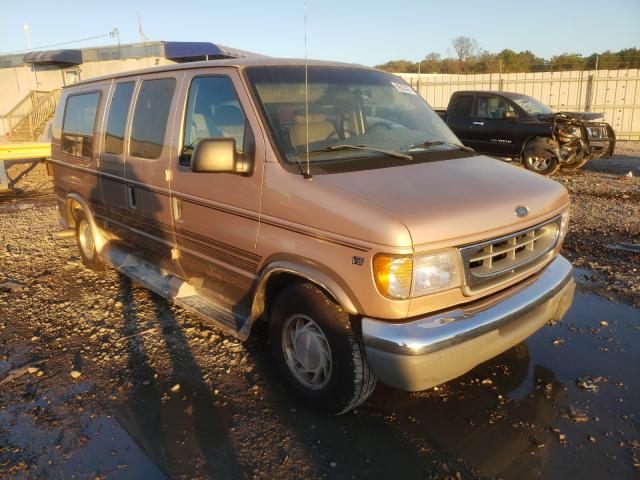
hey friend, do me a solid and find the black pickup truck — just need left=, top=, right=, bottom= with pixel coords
left=436, top=91, right=615, bottom=175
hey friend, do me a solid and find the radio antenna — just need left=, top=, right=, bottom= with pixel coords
left=137, top=12, right=149, bottom=42
left=303, top=0, right=312, bottom=179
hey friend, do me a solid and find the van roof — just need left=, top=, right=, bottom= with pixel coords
left=69, top=58, right=375, bottom=88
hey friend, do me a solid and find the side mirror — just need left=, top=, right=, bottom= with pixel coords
left=191, top=138, right=251, bottom=174
left=502, top=110, right=518, bottom=121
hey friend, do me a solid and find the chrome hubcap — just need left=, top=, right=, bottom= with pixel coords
left=78, top=219, right=94, bottom=260
left=282, top=314, right=332, bottom=390
left=528, top=156, right=551, bottom=171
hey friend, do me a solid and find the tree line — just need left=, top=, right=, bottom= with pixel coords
left=375, top=37, right=640, bottom=74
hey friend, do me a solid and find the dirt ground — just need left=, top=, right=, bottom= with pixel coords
left=1, top=145, right=639, bottom=479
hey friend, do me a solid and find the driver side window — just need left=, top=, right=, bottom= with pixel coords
left=182, top=76, right=248, bottom=165
left=476, top=96, right=514, bottom=119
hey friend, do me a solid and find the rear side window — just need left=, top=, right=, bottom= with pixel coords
left=453, top=95, right=473, bottom=116
left=104, top=82, right=135, bottom=155
left=130, top=78, right=176, bottom=159
left=62, top=92, right=100, bottom=157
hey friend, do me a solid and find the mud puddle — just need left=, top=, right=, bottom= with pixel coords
left=0, top=380, right=164, bottom=478
left=111, top=380, right=235, bottom=478
left=359, top=290, right=640, bottom=479
left=0, top=375, right=236, bottom=478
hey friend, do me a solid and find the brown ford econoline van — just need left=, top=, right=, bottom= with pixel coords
left=50, top=58, right=575, bottom=414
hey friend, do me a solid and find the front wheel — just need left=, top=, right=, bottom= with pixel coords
left=269, top=283, right=376, bottom=414
left=522, top=138, right=560, bottom=175
left=522, top=154, right=559, bottom=175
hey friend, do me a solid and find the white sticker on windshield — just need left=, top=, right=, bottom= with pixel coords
left=391, top=81, right=418, bottom=95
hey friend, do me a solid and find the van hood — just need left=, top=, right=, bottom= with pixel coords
left=316, top=155, right=569, bottom=249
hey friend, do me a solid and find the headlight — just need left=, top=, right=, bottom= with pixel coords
left=586, top=126, right=607, bottom=139
left=559, top=209, right=570, bottom=242
left=373, top=250, right=461, bottom=299
left=412, top=251, right=461, bottom=297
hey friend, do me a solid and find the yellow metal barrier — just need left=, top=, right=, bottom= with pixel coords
left=0, top=142, right=51, bottom=161
left=0, top=142, right=50, bottom=189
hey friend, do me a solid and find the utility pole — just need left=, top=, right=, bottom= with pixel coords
left=23, top=23, right=32, bottom=49
left=23, top=22, right=37, bottom=88
left=110, top=28, right=122, bottom=61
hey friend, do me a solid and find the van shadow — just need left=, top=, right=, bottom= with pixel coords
left=111, top=275, right=241, bottom=478
left=89, top=85, right=247, bottom=477
left=244, top=327, right=565, bottom=479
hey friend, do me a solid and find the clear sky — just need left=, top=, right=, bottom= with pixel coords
left=1, top=0, right=639, bottom=66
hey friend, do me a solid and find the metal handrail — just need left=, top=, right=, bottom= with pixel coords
left=6, top=89, right=60, bottom=141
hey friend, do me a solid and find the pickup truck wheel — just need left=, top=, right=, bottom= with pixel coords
left=522, top=138, right=560, bottom=175
left=523, top=154, right=559, bottom=175
left=561, top=157, right=589, bottom=171
left=75, top=210, right=104, bottom=271
left=269, top=283, right=376, bottom=414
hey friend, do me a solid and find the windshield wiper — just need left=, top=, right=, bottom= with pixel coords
left=404, top=141, right=475, bottom=154
left=404, top=140, right=445, bottom=150
left=303, top=144, right=412, bottom=161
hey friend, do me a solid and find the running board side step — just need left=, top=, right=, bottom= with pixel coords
left=55, top=228, right=75, bottom=239
left=99, top=242, right=249, bottom=340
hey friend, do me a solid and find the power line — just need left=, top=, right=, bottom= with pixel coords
left=0, top=33, right=113, bottom=55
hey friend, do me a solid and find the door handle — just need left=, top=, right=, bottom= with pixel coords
left=127, top=185, right=136, bottom=209
left=172, top=197, right=182, bottom=222
left=473, top=121, right=484, bottom=126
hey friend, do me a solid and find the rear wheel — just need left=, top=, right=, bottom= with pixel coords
left=75, top=210, right=104, bottom=271
left=522, top=138, right=560, bottom=175
left=269, top=283, right=376, bottom=414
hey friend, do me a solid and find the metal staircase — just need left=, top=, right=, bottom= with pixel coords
left=5, top=90, right=60, bottom=142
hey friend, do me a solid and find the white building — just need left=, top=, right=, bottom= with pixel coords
left=0, top=41, right=261, bottom=140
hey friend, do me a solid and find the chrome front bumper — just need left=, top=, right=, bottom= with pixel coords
left=361, top=255, right=575, bottom=391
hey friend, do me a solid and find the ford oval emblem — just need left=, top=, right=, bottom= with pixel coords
left=515, top=205, right=529, bottom=218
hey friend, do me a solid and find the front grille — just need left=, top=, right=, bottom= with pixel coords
left=459, top=216, right=561, bottom=292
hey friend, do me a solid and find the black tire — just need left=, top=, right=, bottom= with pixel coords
left=75, top=210, right=105, bottom=271
left=269, top=283, right=376, bottom=414
left=522, top=137, right=560, bottom=176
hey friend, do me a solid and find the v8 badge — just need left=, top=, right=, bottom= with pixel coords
left=352, top=256, right=364, bottom=266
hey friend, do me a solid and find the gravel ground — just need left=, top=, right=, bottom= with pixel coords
left=558, top=143, right=640, bottom=308
left=1, top=145, right=639, bottom=479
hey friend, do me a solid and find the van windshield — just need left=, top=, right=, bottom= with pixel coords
left=245, top=66, right=463, bottom=172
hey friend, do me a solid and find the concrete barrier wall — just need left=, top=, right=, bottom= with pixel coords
left=398, top=69, right=640, bottom=140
